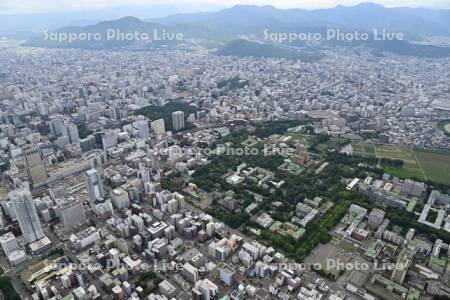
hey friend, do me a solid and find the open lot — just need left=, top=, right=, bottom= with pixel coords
left=352, top=143, right=450, bottom=185
left=304, top=240, right=353, bottom=279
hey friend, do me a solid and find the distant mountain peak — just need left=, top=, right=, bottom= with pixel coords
left=220, top=4, right=278, bottom=13
left=334, top=2, right=385, bottom=9
left=114, top=16, right=143, bottom=24
left=354, top=2, right=385, bottom=8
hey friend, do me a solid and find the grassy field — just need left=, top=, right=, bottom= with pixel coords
left=352, top=143, right=450, bottom=185
left=438, top=120, right=450, bottom=136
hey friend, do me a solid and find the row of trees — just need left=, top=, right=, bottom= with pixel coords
left=295, top=200, right=350, bottom=262
left=329, top=152, right=404, bottom=169
left=0, top=276, right=20, bottom=300
left=253, top=120, right=308, bottom=138
left=207, top=207, right=250, bottom=229
left=379, top=157, right=405, bottom=168
left=136, top=271, right=163, bottom=295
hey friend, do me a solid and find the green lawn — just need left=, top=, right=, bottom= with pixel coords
left=438, top=119, right=450, bottom=135
left=353, top=143, right=376, bottom=157
left=352, top=143, right=450, bottom=185
left=414, top=149, right=450, bottom=185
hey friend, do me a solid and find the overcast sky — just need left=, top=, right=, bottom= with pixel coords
left=1, top=0, right=449, bottom=15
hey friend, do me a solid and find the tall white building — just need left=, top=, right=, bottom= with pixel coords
left=9, top=188, right=45, bottom=244
left=151, top=118, right=166, bottom=135
left=172, top=111, right=185, bottom=131
left=85, top=168, right=104, bottom=204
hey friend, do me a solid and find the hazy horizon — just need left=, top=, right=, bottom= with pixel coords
left=1, top=0, right=450, bottom=16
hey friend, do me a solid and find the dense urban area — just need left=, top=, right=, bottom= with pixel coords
left=0, top=14, right=450, bottom=300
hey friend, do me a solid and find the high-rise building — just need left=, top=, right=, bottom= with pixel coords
left=151, top=118, right=166, bottom=135
left=134, top=119, right=149, bottom=139
left=61, top=122, right=80, bottom=144
left=85, top=168, right=105, bottom=204
left=109, top=107, right=122, bottom=121
left=110, top=188, right=130, bottom=210
left=368, top=208, right=385, bottom=229
left=102, top=131, right=118, bottom=151
left=0, top=232, right=19, bottom=256
left=23, top=145, right=48, bottom=186
left=57, top=197, right=87, bottom=229
left=0, top=209, right=5, bottom=230
left=9, top=188, right=45, bottom=244
left=49, top=117, right=63, bottom=137
left=172, top=111, right=185, bottom=131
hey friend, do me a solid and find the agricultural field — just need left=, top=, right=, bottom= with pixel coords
left=352, top=143, right=450, bottom=185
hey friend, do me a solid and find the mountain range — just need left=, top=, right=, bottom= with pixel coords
left=153, top=3, right=450, bottom=38
left=0, top=3, right=224, bottom=38
left=23, top=3, right=450, bottom=58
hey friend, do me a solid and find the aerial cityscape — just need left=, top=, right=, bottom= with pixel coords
left=0, top=1, right=450, bottom=300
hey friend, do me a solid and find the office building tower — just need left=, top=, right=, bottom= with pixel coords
left=9, top=188, right=45, bottom=244
left=172, top=111, right=185, bottom=130
left=80, top=135, right=96, bottom=153
left=62, top=122, right=80, bottom=144
left=151, top=118, right=166, bottom=135
left=368, top=208, right=385, bottom=229
left=110, top=188, right=130, bottom=210
left=57, top=197, right=87, bottom=229
left=49, top=117, right=63, bottom=137
left=0, top=232, right=19, bottom=256
left=0, top=210, right=5, bottom=230
left=85, top=168, right=105, bottom=204
left=110, top=107, right=121, bottom=121
left=23, top=145, right=48, bottom=186
left=102, top=131, right=118, bottom=151
left=134, top=119, right=149, bottom=139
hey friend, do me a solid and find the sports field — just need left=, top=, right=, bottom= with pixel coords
left=438, top=120, right=450, bottom=135
left=352, top=143, right=450, bottom=185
